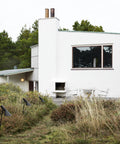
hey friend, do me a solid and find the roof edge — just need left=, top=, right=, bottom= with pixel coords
left=38, top=17, right=60, bottom=21
left=30, top=44, right=38, bottom=49
left=0, top=68, right=34, bottom=76
left=58, top=30, right=120, bottom=35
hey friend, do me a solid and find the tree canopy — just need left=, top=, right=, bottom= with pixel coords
left=72, top=20, right=104, bottom=32
left=0, top=31, right=17, bottom=70
left=14, top=20, right=38, bottom=68
left=0, top=20, right=38, bottom=70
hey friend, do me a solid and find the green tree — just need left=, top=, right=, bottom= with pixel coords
left=32, top=20, right=38, bottom=32
left=73, top=20, right=104, bottom=32
left=31, top=20, right=38, bottom=45
left=0, top=30, right=17, bottom=70
left=15, top=20, right=38, bottom=68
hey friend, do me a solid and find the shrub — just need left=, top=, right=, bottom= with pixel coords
left=51, top=103, right=75, bottom=122
left=25, top=91, right=41, bottom=105
left=72, top=97, right=120, bottom=136
left=49, top=98, right=120, bottom=143
left=101, top=99, right=117, bottom=110
left=25, top=91, right=57, bottom=110
left=0, top=83, right=22, bottom=103
left=0, top=83, right=56, bottom=136
left=0, top=83, right=22, bottom=95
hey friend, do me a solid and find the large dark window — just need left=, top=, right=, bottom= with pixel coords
left=73, top=45, right=112, bottom=69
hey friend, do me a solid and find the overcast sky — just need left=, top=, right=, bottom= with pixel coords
left=0, top=0, right=120, bottom=41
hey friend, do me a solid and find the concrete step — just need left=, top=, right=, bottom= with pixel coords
left=51, top=97, right=76, bottom=105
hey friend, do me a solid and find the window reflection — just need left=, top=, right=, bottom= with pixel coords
left=103, top=46, right=112, bottom=68
left=73, top=46, right=101, bottom=68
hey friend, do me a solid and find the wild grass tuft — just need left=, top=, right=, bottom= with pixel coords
left=50, top=97, right=120, bottom=143
left=74, top=97, right=120, bottom=136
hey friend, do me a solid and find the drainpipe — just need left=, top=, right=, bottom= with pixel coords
left=7, top=76, right=9, bottom=83
left=33, top=81, right=36, bottom=91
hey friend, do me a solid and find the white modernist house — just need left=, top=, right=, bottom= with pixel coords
left=33, top=9, right=120, bottom=98
left=0, top=9, right=120, bottom=98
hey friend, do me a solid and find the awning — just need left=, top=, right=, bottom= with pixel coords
left=0, top=68, right=34, bottom=76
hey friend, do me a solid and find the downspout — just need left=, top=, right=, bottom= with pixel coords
left=7, top=76, right=9, bottom=83
left=33, top=81, right=36, bottom=91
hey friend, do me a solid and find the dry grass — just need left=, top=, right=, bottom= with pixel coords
left=1, top=83, right=120, bottom=143
left=50, top=97, right=120, bottom=143
left=74, top=97, right=120, bottom=136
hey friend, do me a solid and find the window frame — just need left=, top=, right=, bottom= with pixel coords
left=72, top=44, right=113, bottom=70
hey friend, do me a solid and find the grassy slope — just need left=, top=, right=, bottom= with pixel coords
left=1, top=83, right=120, bottom=144
left=0, top=116, right=52, bottom=144
left=0, top=115, right=120, bottom=144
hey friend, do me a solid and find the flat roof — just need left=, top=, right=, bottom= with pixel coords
left=30, top=30, right=120, bottom=49
left=0, top=68, right=34, bottom=76
left=58, top=30, right=120, bottom=35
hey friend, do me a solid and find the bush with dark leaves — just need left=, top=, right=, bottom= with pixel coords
left=51, top=103, right=75, bottom=123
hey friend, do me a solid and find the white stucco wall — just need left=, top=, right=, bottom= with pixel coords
left=38, top=17, right=120, bottom=97
left=29, top=45, right=39, bottom=81
left=57, top=31, right=120, bottom=97
left=0, top=77, right=7, bottom=83
left=38, top=18, right=59, bottom=96
left=0, top=74, right=29, bottom=92
left=10, top=74, right=29, bottom=91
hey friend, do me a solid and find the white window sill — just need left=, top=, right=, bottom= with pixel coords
left=71, top=68, right=114, bottom=70
left=53, top=90, right=66, bottom=93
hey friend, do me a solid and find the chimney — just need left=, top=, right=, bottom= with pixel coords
left=50, top=8, right=55, bottom=17
left=45, top=8, right=49, bottom=18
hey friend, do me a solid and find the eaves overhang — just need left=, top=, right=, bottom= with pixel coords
left=0, top=68, right=34, bottom=76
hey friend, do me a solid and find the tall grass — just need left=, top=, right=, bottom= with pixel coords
left=50, top=97, right=120, bottom=143
left=74, top=97, right=120, bottom=136
left=1, top=83, right=120, bottom=143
